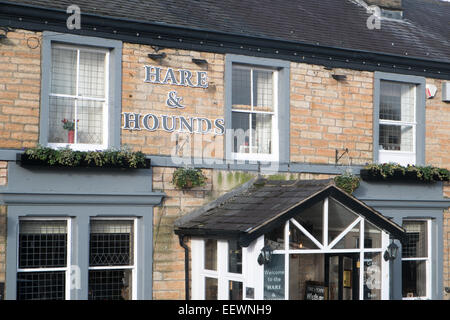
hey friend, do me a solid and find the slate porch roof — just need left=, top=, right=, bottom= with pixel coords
left=174, top=178, right=407, bottom=247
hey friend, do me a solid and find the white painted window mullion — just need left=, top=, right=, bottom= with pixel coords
left=290, top=218, right=324, bottom=249
left=327, top=217, right=361, bottom=250
left=284, top=221, right=289, bottom=300
left=217, top=240, right=228, bottom=300
left=323, top=197, right=328, bottom=247
left=359, top=217, right=365, bottom=300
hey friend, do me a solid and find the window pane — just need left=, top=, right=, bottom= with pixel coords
left=205, top=277, right=218, bottom=300
left=289, top=254, right=325, bottom=300
left=89, top=220, right=134, bottom=266
left=364, top=220, right=382, bottom=248
left=79, top=50, right=106, bottom=98
left=328, top=255, right=339, bottom=300
left=333, top=221, right=360, bottom=249
left=77, top=99, right=104, bottom=145
left=253, top=70, right=273, bottom=112
left=51, top=47, right=76, bottom=95
left=289, top=221, right=320, bottom=250
left=17, top=271, right=65, bottom=300
left=328, top=198, right=359, bottom=245
left=363, top=252, right=382, bottom=300
left=228, top=240, right=242, bottom=274
left=232, top=67, right=251, bottom=109
left=403, top=221, right=427, bottom=258
left=252, top=113, right=272, bottom=154
left=379, top=124, right=414, bottom=152
left=380, top=81, right=415, bottom=122
left=265, top=223, right=285, bottom=250
left=48, top=96, right=76, bottom=144
left=88, top=269, right=132, bottom=300
left=290, top=200, right=323, bottom=248
left=19, top=220, right=67, bottom=269
left=232, top=112, right=250, bottom=153
left=229, top=281, right=243, bottom=300
left=204, top=239, right=217, bottom=271
left=402, top=260, right=426, bottom=298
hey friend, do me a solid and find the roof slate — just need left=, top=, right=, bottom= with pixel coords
left=3, top=0, right=450, bottom=62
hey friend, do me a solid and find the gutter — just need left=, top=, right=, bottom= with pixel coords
left=0, top=1, right=449, bottom=79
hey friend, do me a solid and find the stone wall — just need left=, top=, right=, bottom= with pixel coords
left=0, top=29, right=41, bottom=149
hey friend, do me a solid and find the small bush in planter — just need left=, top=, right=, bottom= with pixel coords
left=172, top=167, right=207, bottom=189
left=334, top=173, right=360, bottom=194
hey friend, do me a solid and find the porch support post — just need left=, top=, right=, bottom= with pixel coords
left=391, top=217, right=403, bottom=300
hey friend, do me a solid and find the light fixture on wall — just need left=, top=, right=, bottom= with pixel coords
left=383, top=242, right=399, bottom=261
left=0, top=27, right=10, bottom=40
left=257, top=245, right=273, bottom=265
left=192, top=58, right=208, bottom=65
left=148, top=52, right=167, bottom=61
left=332, top=74, right=347, bottom=81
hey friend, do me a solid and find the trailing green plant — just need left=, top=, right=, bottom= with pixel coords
left=22, top=145, right=148, bottom=169
left=334, top=173, right=360, bottom=194
left=362, top=163, right=450, bottom=182
left=172, top=167, right=207, bottom=189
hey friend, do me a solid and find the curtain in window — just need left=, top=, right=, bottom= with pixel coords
left=253, top=114, right=272, bottom=154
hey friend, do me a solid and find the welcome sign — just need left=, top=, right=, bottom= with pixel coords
left=122, top=65, right=225, bottom=135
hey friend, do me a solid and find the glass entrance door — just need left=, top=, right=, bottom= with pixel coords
left=325, top=253, right=359, bottom=300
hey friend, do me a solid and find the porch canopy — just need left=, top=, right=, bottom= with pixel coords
left=174, top=178, right=407, bottom=247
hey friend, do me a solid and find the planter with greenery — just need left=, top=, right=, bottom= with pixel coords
left=360, top=163, right=450, bottom=183
left=18, top=146, right=150, bottom=169
left=172, top=167, right=207, bottom=189
left=334, top=173, right=361, bottom=194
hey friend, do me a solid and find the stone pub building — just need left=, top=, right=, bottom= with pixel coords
left=0, top=0, right=449, bottom=300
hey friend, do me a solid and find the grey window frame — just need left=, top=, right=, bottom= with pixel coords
left=40, top=32, right=122, bottom=149
left=373, top=72, right=426, bottom=165
left=225, top=54, right=290, bottom=164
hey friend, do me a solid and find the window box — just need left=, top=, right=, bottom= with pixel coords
left=360, top=164, right=450, bottom=183
left=17, top=148, right=151, bottom=169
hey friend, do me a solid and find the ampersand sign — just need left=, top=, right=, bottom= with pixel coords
left=166, top=91, right=185, bottom=109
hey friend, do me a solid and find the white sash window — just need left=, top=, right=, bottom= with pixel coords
left=48, top=44, right=109, bottom=150
left=378, top=80, right=416, bottom=165
left=230, top=65, right=279, bottom=162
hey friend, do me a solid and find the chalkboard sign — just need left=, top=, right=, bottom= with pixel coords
left=305, top=281, right=328, bottom=300
left=264, top=254, right=285, bottom=300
